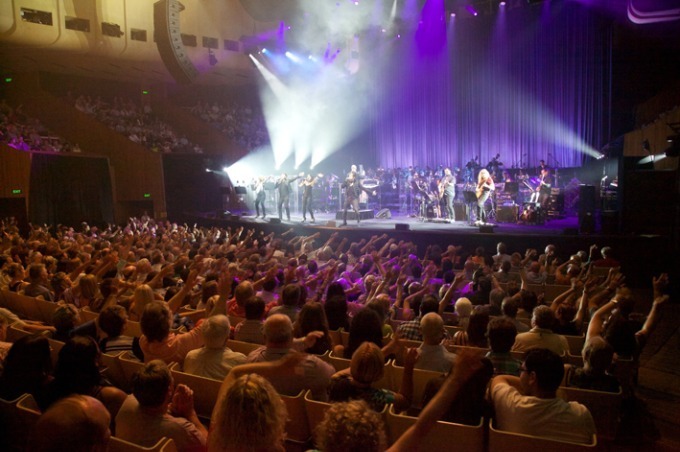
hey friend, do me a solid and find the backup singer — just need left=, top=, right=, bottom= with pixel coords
left=341, top=171, right=375, bottom=226
left=275, top=172, right=302, bottom=221
left=300, top=173, right=321, bottom=223
left=252, top=176, right=267, bottom=219
left=439, top=168, right=456, bottom=222
left=476, top=169, right=495, bottom=225
left=536, top=167, right=553, bottom=208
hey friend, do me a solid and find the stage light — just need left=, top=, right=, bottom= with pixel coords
left=466, top=5, right=479, bottom=16
left=205, top=168, right=211, bottom=172
left=499, top=1, right=506, bottom=6
left=595, top=154, right=605, bottom=160
left=222, top=167, right=229, bottom=172
left=262, top=48, right=268, bottom=54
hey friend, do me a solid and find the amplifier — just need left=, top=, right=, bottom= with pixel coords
left=496, top=205, right=519, bottom=223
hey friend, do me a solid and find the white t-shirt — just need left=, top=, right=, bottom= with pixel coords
left=491, top=382, right=596, bottom=445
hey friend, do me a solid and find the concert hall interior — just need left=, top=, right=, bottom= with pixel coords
left=0, top=0, right=679, bottom=451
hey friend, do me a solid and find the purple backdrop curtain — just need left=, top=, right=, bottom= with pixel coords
left=365, top=3, right=610, bottom=171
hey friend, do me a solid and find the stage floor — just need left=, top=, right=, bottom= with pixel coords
left=231, top=210, right=581, bottom=237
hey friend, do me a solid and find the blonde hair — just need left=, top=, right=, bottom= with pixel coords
left=210, top=374, right=287, bottom=452
left=478, top=169, right=490, bottom=185
left=131, top=284, right=155, bottom=318
left=350, top=342, right=384, bottom=385
left=316, top=400, right=387, bottom=452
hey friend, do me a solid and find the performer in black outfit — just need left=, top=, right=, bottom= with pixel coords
left=341, top=170, right=375, bottom=226
left=300, top=173, right=321, bottom=223
left=275, top=172, right=302, bottom=221
left=476, top=168, right=495, bottom=225
left=252, top=176, right=267, bottom=218
left=536, top=167, right=553, bottom=208
left=439, top=167, right=456, bottom=222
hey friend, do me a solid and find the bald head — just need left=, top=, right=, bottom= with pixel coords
left=420, top=312, right=445, bottom=345
left=263, top=314, right=293, bottom=346
left=31, top=395, right=110, bottom=452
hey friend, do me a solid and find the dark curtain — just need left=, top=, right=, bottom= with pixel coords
left=29, top=154, right=114, bottom=227
left=163, top=155, right=223, bottom=218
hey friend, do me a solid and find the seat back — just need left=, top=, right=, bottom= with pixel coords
left=4, top=291, right=42, bottom=322
left=108, top=436, right=177, bottom=452
left=565, top=335, right=586, bottom=355
left=118, top=351, right=145, bottom=392
left=123, top=319, right=142, bottom=338
left=34, top=297, right=60, bottom=324
left=543, top=284, right=569, bottom=303
left=6, top=322, right=47, bottom=342
left=79, top=307, right=99, bottom=323
left=281, top=390, right=311, bottom=444
left=386, top=405, right=484, bottom=450
left=389, top=362, right=442, bottom=409
left=558, top=386, right=623, bottom=440
left=304, top=389, right=332, bottom=442
left=328, top=329, right=342, bottom=348
left=168, top=363, right=222, bottom=419
left=488, top=420, right=597, bottom=451
left=226, top=339, right=262, bottom=356
left=100, top=351, right=126, bottom=390
left=0, top=393, right=35, bottom=451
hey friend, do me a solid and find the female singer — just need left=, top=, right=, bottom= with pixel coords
left=476, top=169, right=495, bottom=225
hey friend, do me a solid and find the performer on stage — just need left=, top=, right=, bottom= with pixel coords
left=341, top=170, right=375, bottom=226
left=252, top=176, right=267, bottom=219
left=299, top=173, right=321, bottom=223
left=536, top=167, right=553, bottom=208
left=439, top=168, right=456, bottom=222
left=476, top=169, right=495, bottom=225
left=275, top=172, right=302, bottom=221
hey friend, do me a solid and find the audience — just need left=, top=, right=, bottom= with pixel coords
left=115, top=360, right=208, bottom=451
left=416, top=312, right=456, bottom=373
left=490, top=348, right=596, bottom=444
left=183, top=315, right=246, bottom=380
left=512, top=305, right=569, bottom=356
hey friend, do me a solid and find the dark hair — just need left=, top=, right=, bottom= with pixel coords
left=501, top=297, right=518, bottom=318
left=0, top=335, right=52, bottom=401
left=294, top=302, right=331, bottom=354
left=420, top=295, right=439, bottom=317
left=141, top=301, right=171, bottom=342
left=326, top=282, right=347, bottom=301
left=132, top=360, right=172, bottom=407
left=281, top=284, right=301, bottom=307
left=487, top=317, right=517, bottom=353
left=519, top=290, right=538, bottom=313
left=98, top=305, right=127, bottom=338
left=325, top=295, right=349, bottom=331
left=245, top=296, right=266, bottom=320
left=45, top=336, right=102, bottom=410
left=524, top=348, right=564, bottom=393
left=345, top=308, right=383, bottom=358
left=467, top=307, right=490, bottom=348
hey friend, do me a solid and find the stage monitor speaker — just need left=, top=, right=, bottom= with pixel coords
left=579, top=212, right=595, bottom=234
left=326, top=220, right=336, bottom=227
left=600, top=210, right=619, bottom=234
left=376, top=208, right=391, bottom=219
left=496, top=205, right=518, bottom=223
left=153, top=0, right=199, bottom=84
left=269, top=218, right=281, bottom=224
left=563, top=227, right=579, bottom=235
left=395, top=223, right=410, bottom=231
left=479, top=225, right=495, bottom=233
left=234, top=186, right=247, bottom=195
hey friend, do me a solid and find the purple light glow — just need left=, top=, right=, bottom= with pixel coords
left=499, top=1, right=506, bottom=6
left=465, top=5, right=479, bottom=16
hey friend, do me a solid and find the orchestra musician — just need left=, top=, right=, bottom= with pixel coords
left=341, top=170, right=376, bottom=226
left=439, top=168, right=456, bottom=222
left=536, top=167, right=553, bottom=208
left=300, top=173, right=322, bottom=223
left=252, top=176, right=268, bottom=219
left=476, top=169, right=495, bottom=225
left=275, top=172, right=303, bottom=221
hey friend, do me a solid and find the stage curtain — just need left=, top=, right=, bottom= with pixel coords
left=29, top=154, right=114, bottom=227
left=366, top=3, right=609, bottom=172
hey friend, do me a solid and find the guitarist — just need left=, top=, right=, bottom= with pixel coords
left=476, top=169, right=495, bottom=225
left=536, top=167, right=553, bottom=208
left=439, top=167, right=456, bottom=222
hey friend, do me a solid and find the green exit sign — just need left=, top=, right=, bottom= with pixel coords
left=143, top=193, right=151, bottom=198
left=12, top=189, right=22, bottom=194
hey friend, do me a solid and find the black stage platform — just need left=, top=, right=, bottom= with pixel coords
left=188, top=210, right=672, bottom=287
